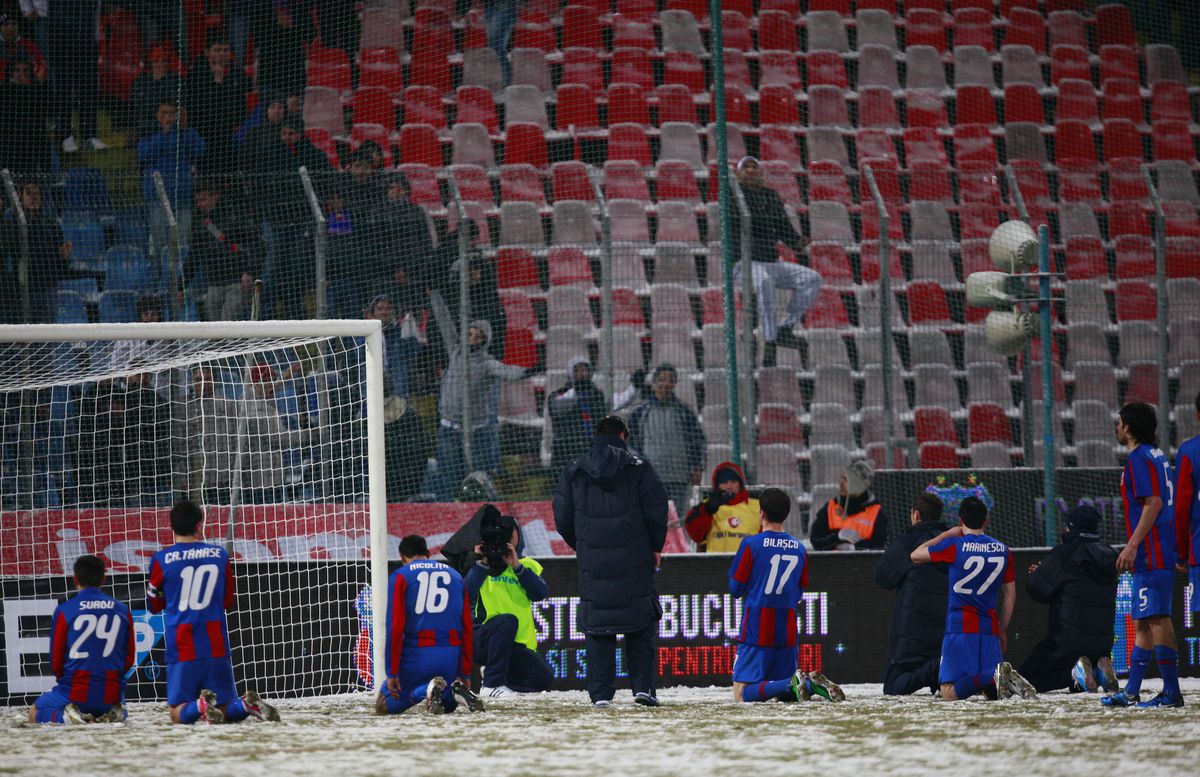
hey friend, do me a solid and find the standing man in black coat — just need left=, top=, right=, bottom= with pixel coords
left=553, top=415, right=669, bottom=708
left=875, top=492, right=950, bottom=696
left=1019, top=505, right=1120, bottom=694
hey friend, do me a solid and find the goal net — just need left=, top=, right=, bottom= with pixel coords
left=0, top=321, right=388, bottom=702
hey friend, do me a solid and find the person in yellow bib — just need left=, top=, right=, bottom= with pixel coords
left=810, top=459, right=889, bottom=551
left=684, top=462, right=760, bottom=552
left=464, top=508, right=555, bottom=698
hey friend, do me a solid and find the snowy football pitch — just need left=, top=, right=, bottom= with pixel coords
left=3, top=682, right=1198, bottom=776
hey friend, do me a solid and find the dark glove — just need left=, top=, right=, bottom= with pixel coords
left=630, top=369, right=646, bottom=389
left=703, top=490, right=731, bottom=514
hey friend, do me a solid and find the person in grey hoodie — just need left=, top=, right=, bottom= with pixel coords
left=627, top=364, right=705, bottom=517
left=429, top=289, right=532, bottom=500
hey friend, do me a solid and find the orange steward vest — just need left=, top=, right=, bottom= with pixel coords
left=824, top=501, right=882, bottom=540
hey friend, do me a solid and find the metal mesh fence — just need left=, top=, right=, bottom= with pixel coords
left=0, top=1, right=1196, bottom=543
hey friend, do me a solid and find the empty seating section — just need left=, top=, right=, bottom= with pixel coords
left=37, top=2, right=1197, bottom=497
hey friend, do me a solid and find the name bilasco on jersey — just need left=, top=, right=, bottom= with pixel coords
left=50, top=588, right=135, bottom=706
left=928, top=534, right=1013, bottom=635
left=729, top=531, right=810, bottom=647
left=147, top=542, right=234, bottom=663
left=1122, top=443, right=1177, bottom=571
left=386, top=559, right=474, bottom=679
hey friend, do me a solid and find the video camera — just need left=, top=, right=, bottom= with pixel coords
left=478, top=506, right=514, bottom=577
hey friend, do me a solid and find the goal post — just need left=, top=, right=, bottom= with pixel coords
left=0, top=320, right=390, bottom=699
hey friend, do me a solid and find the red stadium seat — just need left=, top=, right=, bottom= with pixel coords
left=758, top=406, right=805, bottom=446
left=1004, top=8, right=1046, bottom=54
left=351, top=86, right=395, bottom=132
left=1102, top=118, right=1144, bottom=163
left=1054, top=80, right=1100, bottom=125
left=1108, top=159, right=1151, bottom=203
left=655, top=84, right=699, bottom=125
left=1096, top=4, right=1137, bottom=48
left=721, top=11, right=754, bottom=51
left=607, top=83, right=650, bottom=127
left=968, top=403, right=1012, bottom=444
left=505, top=123, right=549, bottom=168
left=1109, top=201, right=1151, bottom=238
left=759, top=10, right=799, bottom=51
left=915, top=407, right=959, bottom=446
left=456, top=86, right=499, bottom=134
left=496, top=248, right=541, bottom=291
left=1101, top=79, right=1144, bottom=125
left=804, top=287, right=852, bottom=328
left=957, top=85, right=998, bottom=126
left=807, top=51, right=850, bottom=89
left=907, top=280, right=955, bottom=325
left=905, top=10, right=948, bottom=52
left=562, top=48, right=604, bottom=91
left=611, top=288, right=646, bottom=327
left=562, top=5, right=603, bottom=50
left=1165, top=201, right=1200, bottom=237
left=909, top=161, right=955, bottom=203
left=807, top=242, right=855, bottom=287
left=556, top=84, right=601, bottom=132
left=953, top=9, right=995, bottom=52
left=1114, top=235, right=1155, bottom=279
left=1167, top=236, right=1200, bottom=276
left=403, top=86, right=446, bottom=130
left=604, top=160, right=652, bottom=200
left=1153, top=121, right=1196, bottom=163
left=759, top=50, right=803, bottom=91
left=1125, top=362, right=1160, bottom=405
left=1003, top=83, right=1045, bottom=124
left=760, top=125, right=803, bottom=170
left=398, top=163, right=442, bottom=208
left=450, top=164, right=494, bottom=204
left=607, top=124, right=652, bottom=167
left=904, top=127, right=950, bottom=167
left=1064, top=236, right=1108, bottom=279
left=919, top=441, right=961, bottom=469
left=957, top=203, right=1001, bottom=240
left=551, top=161, right=595, bottom=202
left=663, top=51, right=706, bottom=94
left=500, top=164, right=546, bottom=205
left=905, top=90, right=949, bottom=129
left=1056, top=119, right=1098, bottom=164
left=513, top=10, right=555, bottom=52
left=613, top=15, right=655, bottom=49
left=957, top=161, right=1003, bottom=207
left=954, top=124, right=999, bottom=167
left=547, top=247, right=594, bottom=288
left=859, top=87, right=900, bottom=129
left=359, top=48, right=403, bottom=95
left=655, top=160, right=702, bottom=202
left=408, top=23, right=453, bottom=94
left=859, top=241, right=905, bottom=285
left=1051, top=45, right=1091, bottom=86
left=305, top=128, right=340, bottom=168
left=759, top=85, right=801, bottom=126
left=611, top=48, right=655, bottom=90
left=1100, top=45, right=1139, bottom=86
left=1115, top=280, right=1157, bottom=320
left=807, top=160, right=853, bottom=205
left=398, top=124, right=443, bottom=167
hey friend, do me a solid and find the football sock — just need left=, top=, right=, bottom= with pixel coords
left=1155, top=645, right=1180, bottom=698
left=225, top=698, right=250, bottom=723
left=742, top=680, right=793, bottom=702
left=1126, top=645, right=1152, bottom=697
left=954, top=674, right=988, bottom=700
left=35, top=707, right=62, bottom=724
left=179, top=701, right=202, bottom=725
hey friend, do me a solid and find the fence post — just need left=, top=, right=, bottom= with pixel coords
left=1142, top=164, right=1171, bottom=449
left=447, top=177, right=473, bottom=470
left=1, top=170, right=29, bottom=324
left=1038, top=224, right=1057, bottom=543
left=710, top=0, right=743, bottom=471
left=298, top=166, right=326, bottom=319
left=862, top=164, right=896, bottom=468
left=730, top=177, right=756, bottom=480
left=588, top=167, right=615, bottom=405
left=1004, top=164, right=1036, bottom=466
left=151, top=172, right=180, bottom=321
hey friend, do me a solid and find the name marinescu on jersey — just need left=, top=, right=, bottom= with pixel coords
left=762, top=537, right=801, bottom=549
left=162, top=547, right=224, bottom=564
left=959, top=541, right=1006, bottom=553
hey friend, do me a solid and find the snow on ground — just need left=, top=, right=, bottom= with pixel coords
left=2, top=681, right=1199, bottom=776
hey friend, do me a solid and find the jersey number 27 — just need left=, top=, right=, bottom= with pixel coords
left=952, top=556, right=1006, bottom=595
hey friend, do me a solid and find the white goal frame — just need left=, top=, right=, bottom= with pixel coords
left=0, top=320, right=390, bottom=692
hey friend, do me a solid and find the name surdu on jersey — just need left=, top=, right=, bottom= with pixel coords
left=38, top=589, right=135, bottom=722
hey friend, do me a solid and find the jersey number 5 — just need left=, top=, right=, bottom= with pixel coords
left=414, top=571, right=452, bottom=614
left=952, top=556, right=1006, bottom=595
left=68, top=614, right=122, bottom=659
left=763, top=555, right=799, bottom=595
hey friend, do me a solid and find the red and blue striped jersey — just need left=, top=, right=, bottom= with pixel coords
left=1121, top=443, right=1177, bottom=572
left=929, top=533, right=1013, bottom=636
left=1175, top=436, right=1200, bottom=567
left=49, top=588, right=135, bottom=707
left=147, top=542, right=234, bottom=664
left=385, top=559, right=473, bottom=679
left=729, top=531, right=809, bottom=648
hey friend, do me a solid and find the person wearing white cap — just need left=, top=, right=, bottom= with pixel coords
left=810, top=459, right=889, bottom=551
left=730, top=156, right=822, bottom=367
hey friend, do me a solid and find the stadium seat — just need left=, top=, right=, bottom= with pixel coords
left=908, top=329, right=955, bottom=368
left=1065, top=280, right=1109, bottom=325
left=1115, top=280, right=1157, bottom=321
left=1152, top=82, right=1194, bottom=124
left=807, top=51, right=849, bottom=90
left=612, top=15, right=655, bottom=50
left=1048, top=11, right=1088, bottom=50
left=555, top=84, right=601, bottom=133
left=399, top=164, right=442, bottom=209
left=804, top=287, right=851, bottom=329
left=758, top=51, right=803, bottom=91
left=548, top=287, right=595, bottom=330
left=905, top=9, right=947, bottom=52
left=650, top=325, right=697, bottom=370
left=661, top=9, right=704, bottom=54
left=919, top=441, right=960, bottom=469
left=550, top=161, right=594, bottom=203
left=496, top=248, right=541, bottom=292
left=954, top=124, right=999, bottom=167
left=860, top=241, right=906, bottom=285
left=511, top=49, right=552, bottom=94
left=462, top=48, right=504, bottom=94
left=807, top=161, right=853, bottom=205
left=1076, top=441, right=1118, bottom=467
left=1100, top=45, right=1140, bottom=86
left=806, top=11, right=848, bottom=52
left=654, top=161, right=702, bottom=204
left=905, top=90, right=949, bottom=129
left=1100, top=79, right=1143, bottom=126
left=1113, top=235, right=1155, bottom=279
left=968, top=402, right=1012, bottom=445
left=1125, top=361, right=1160, bottom=405
left=954, top=46, right=995, bottom=89
left=663, top=51, right=706, bottom=94
left=506, top=86, right=549, bottom=130
left=1004, top=83, right=1046, bottom=124
left=1168, top=236, right=1200, bottom=277
left=966, top=363, right=1014, bottom=409
left=906, top=46, right=947, bottom=91
left=360, top=48, right=403, bottom=95
left=607, top=124, right=653, bottom=167
left=398, top=124, right=442, bottom=167
left=913, top=365, right=961, bottom=410
left=456, top=86, right=499, bottom=134
left=500, top=164, right=545, bottom=205
left=547, top=247, right=594, bottom=289
left=858, top=44, right=900, bottom=90
left=953, top=9, right=994, bottom=52
left=956, top=85, right=997, bottom=126
left=505, top=123, right=548, bottom=168
left=1117, top=320, right=1157, bottom=366
left=758, top=10, right=799, bottom=51
left=1146, top=44, right=1186, bottom=85
left=1006, top=122, right=1048, bottom=163
left=562, top=48, right=604, bottom=91
left=1004, top=7, right=1046, bottom=53
left=859, top=87, right=900, bottom=129
left=1096, top=3, right=1137, bottom=48
left=1002, top=45, right=1044, bottom=88
left=652, top=85, right=696, bottom=127
left=1051, top=45, right=1092, bottom=86
left=653, top=244, right=701, bottom=290
left=1064, top=236, right=1108, bottom=279
left=551, top=201, right=596, bottom=246
left=561, top=5, right=602, bottom=50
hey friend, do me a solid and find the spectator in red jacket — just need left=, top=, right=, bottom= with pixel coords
left=0, top=12, right=46, bottom=82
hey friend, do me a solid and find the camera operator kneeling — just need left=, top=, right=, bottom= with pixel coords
left=466, top=509, right=555, bottom=698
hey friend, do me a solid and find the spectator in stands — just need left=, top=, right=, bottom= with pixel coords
left=237, top=93, right=286, bottom=171
left=47, top=0, right=104, bottom=152
left=315, top=0, right=357, bottom=58
left=628, top=363, right=705, bottom=518
left=0, top=11, right=46, bottom=81
left=109, top=294, right=171, bottom=396
left=121, top=364, right=172, bottom=505
left=810, top=459, right=889, bottom=551
left=875, top=492, right=950, bottom=696
left=0, top=53, right=51, bottom=176
left=365, top=294, right=428, bottom=501
left=185, top=180, right=261, bottom=321
left=3, top=180, right=74, bottom=323
left=259, top=114, right=331, bottom=319
left=1020, top=504, right=1119, bottom=694
left=428, top=289, right=532, bottom=501
left=242, top=362, right=312, bottom=504
left=189, top=366, right=238, bottom=506
left=367, top=294, right=423, bottom=401
left=445, top=251, right=507, bottom=368
left=131, top=44, right=180, bottom=137
left=185, top=33, right=249, bottom=177
left=729, top=156, right=821, bottom=368
left=376, top=171, right=435, bottom=314
left=139, top=101, right=205, bottom=256
left=683, top=462, right=759, bottom=553
left=545, top=356, right=607, bottom=477
left=252, top=0, right=311, bottom=99
left=477, top=0, right=521, bottom=86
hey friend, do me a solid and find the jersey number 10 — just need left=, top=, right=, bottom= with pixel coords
left=177, top=564, right=220, bottom=612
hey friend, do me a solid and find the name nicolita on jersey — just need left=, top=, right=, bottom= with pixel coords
left=960, top=541, right=1006, bottom=553
left=162, top=547, right=224, bottom=565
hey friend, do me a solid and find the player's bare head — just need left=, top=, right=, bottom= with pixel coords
left=170, top=500, right=205, bottom=537
left=73, top=555, right=106, bottom=588
left=959, top=496, right=988, bottom=530
left=760, top=488, right=791, bottom=525
left=399, top=535, right=430, bottom=561
left=912, top=493, right=944, bottom=525
left=596, top=415, right=629, bottom=439
left=1117, top=401, right=1158, bottom=447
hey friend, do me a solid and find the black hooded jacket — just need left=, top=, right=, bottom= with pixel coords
left=1027, top=530, right=1119, bottom=657
left=875, top=519, right=950, bottom=670
left=553, top=434, right=669, bottom=634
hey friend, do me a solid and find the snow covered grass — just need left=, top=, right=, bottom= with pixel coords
left=3, top=681, right=1199, bottom=776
